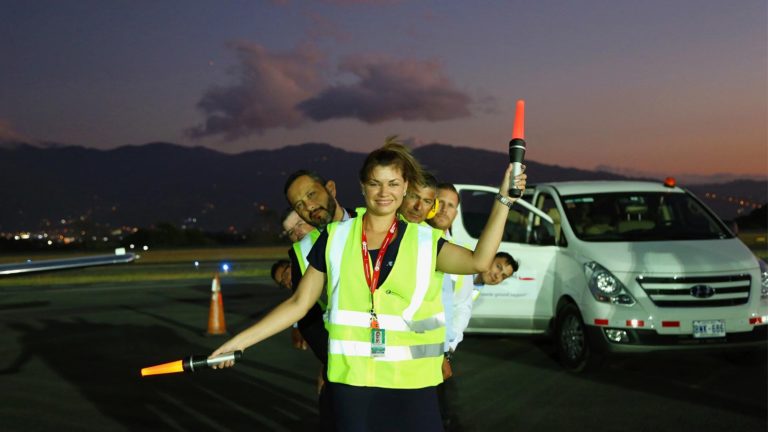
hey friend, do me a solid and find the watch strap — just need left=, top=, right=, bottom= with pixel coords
left=495, top=193, right=514, bottom=209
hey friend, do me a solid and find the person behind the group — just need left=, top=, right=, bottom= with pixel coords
left=426, top=181, right=463, bottom=429
left=270, top=259, right=308, bottom=350
left=284, top=169, right=354, bottom=431
left=399, top=171, right=438, bottom=224
left=270, top=259, right=292, bottom=291
left=400, top=176, right=456, bottom=382
left=285, top=170, right=348, bottom=231
left=211, top=138, right=527, bottom=431
left=474, top=251, right=518, bottom=287
left=428, top=183, right=520, bottom=430
left=281, top=208, right=315, bottom=243
left=427, top=182, right=463, bottom=359
left=282, top=169, right=354, bottom=360
left=429, top=184, right=520, bottom=351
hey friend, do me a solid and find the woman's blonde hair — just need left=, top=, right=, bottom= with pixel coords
left=359, top=136, right=424, bottom=186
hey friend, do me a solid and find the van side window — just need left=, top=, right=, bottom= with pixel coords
left=459, top=189, right=534, bottom=243
left=534, top=193, right=565, bottom=246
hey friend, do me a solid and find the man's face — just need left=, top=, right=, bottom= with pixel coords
left=286, top=175, right=338, bottom=229
left=399, top=184, right=437, bottom=223
left=479, top=257, right=515, bottom=285
left=282, top=210, right=313, bottom=243
left=272, top=263, right=292, bottom=291
left=429, top=188, right=459, bottom=231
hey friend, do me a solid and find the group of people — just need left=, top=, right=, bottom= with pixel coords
left=212, top=137, right=527, bottom=431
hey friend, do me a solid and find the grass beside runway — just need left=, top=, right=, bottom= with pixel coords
left=0, top=246, right=290, bottom=287
left=739, top=230, right=767, bottom=259
left=0, top=232, right=765, bottom=288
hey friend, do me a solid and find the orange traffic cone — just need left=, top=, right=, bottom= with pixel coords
left=206, top=273, right=227, bottom=335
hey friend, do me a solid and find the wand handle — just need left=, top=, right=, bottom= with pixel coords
left=184, top=350, right=243, bottom=372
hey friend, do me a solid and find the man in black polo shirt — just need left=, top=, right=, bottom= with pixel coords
left=284, top=169, right=355, bottom=431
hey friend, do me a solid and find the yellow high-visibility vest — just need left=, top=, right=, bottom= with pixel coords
left=292, top=228, right=325, bottom=310
left=324, top=215, right=445, bottom=389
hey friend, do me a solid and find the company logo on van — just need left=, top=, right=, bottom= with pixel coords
left=690, top=284, right=715, bottom=299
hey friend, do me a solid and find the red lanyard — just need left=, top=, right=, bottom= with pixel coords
left=361, top=216, right=398, bottom=328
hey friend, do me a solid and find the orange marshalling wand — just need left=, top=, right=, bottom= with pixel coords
left=508, top=99, right=527, bottom=198
left=140, top=351, right=243, bottom=377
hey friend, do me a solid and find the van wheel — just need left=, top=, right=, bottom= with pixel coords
left=555, top=303, right=599, bottom=372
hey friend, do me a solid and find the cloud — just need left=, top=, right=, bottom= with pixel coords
left=297, top=55, right=472, bottom=123
left=188, top=47, right=474, bottom=139
left=304, top=11, right=351, bottom=42
left=187, top=41, right=325, bottom=140
left=0, top=119, right=32, bottom=144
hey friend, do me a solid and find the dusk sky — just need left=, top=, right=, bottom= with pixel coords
left=2, top=0, right=766, bottom=179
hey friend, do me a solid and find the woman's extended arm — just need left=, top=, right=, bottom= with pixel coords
left=437, top=164, right=526, bottom=275
left=209, top=265, right=326, bottom=367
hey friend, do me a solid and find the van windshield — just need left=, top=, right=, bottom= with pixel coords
left=561, top=192, right=732, bottom=242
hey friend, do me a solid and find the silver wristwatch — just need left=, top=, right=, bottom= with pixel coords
left=495, top=193, right=514, bottom=209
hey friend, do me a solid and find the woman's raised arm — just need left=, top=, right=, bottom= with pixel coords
left=437, top=164, right=526, bottom=275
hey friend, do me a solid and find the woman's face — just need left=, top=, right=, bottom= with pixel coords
left=361, top=165, right=408, bottom=216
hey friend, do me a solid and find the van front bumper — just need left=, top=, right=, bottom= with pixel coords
left=586, top=324, right=768, bottom=353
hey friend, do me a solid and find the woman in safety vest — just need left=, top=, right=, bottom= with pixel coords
left=211, top=138, right=526, bottom=431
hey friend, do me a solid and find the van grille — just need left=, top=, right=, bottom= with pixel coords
left=637, top=274, right=751, bottom=307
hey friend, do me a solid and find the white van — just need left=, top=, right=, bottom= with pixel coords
left=452, top=180, right=768, bottom=371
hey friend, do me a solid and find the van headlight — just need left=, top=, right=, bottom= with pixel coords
left=758, top=258, right=768, bottom=299
left=584, top=262, right=636, bottom=306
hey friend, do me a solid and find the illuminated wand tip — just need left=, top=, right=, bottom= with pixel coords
left=141, top=360, right=184, bottom=377
left=512, top=99, right=525, bottom=140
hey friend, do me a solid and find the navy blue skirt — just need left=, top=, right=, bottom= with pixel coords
left=327, top=382, right=444, bottom=432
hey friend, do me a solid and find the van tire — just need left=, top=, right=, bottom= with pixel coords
left=555, top=303, right=600, bottom=373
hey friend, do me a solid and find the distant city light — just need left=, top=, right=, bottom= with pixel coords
left=143, top=245, right=149, bottom=251
left=221, top=263, right=230, bottom=273
left=129, top=244, right=135, bottom=249
left=194, top=261, right=200, bottom=268
left=47, top=240, right=53, bottom=245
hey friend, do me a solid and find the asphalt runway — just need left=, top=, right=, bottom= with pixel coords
left=1, top=262, right=766, bottom=431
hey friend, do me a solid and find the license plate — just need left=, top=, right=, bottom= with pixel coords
left=692, top=319, right=726, bottom=338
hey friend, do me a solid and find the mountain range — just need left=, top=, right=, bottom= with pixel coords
left=0, top=141, right=765, bottom=232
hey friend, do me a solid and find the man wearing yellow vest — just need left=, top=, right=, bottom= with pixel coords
left=284, top=169, right=354, bottom=431
left=281, top=208, right=314, bottom=243
left=429, top=182, right=519, bottom=430
left=398, top=175, right=454, bottom=377
left=399, top=172, right=438, bottom=224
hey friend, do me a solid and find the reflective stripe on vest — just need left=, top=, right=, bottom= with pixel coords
left=448, top=240, right=473, bottom=294
left=401, top=225, right=435, bottom=331
left=327, top=309, right=445, bottom=332
left=329, top=340, right=444, bottom=361
left=472, top=288, right=481, bottom=302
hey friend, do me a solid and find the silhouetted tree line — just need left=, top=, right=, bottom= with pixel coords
left=734, top=204, right=767, bottom=230
left=0, top=221, right=286, bottom=253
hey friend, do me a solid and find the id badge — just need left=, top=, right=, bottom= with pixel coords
left=370, top=328, right=386, bottom=357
